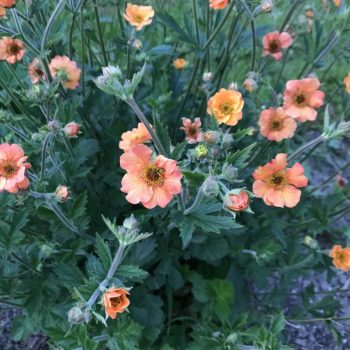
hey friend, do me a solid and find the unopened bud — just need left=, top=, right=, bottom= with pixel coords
left=47, top=120, right=60, bottom=132
left=203, top=72, right=213, bottom=82
left=243, top=78, right=257, bottom=93
left=227, top=82, right=238, bottom=91
left=68, top=306, right=89, bottom=325
left=55, top=185, right=69, bottom=202
left=304, top=236, right=318, bottom=249
left=222, top=164, right=238, bottom=181
left=224, top=190, right=249, bottom=212
left=123, top=214, right=139, bottom=231
left=102, top=65, right=122, bottom=78
left=64, top=122, right=80, bottom=137
left=221, top=134, right=234, bottom=148
left=261, top=0, right=273, bottom=13
left=203, top=131, right=219, bottom=144
left=195, top=144, right=208, bottom=159
left=131, top=39, right=142, bottom=50
left=202, top=177, right=219, bottom=197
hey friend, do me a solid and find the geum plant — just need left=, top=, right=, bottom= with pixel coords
left=0, top=0, right=350, bottom=349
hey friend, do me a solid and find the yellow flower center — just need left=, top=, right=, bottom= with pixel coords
left=220, top=102, right=234, bottom=115
left=336, top=252, right=345, bottom=262
left=134, top=14, right=145, bottom=23
left=0, top=161, right=18, bottom=179
left=268, top=171, right=286, bottom=189
left=142, top=163, right=165, bottom=187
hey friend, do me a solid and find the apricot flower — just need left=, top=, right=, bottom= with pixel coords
left=0, top=37, right=25, bottom=64
left=120, top=144, right=182, bottom=209
left=28, top=58, right=45, bottom=84
left=0, top=143, right=31, bottom=194
left=119, top=123, right=151, bottom=152
left=173, top=58, right=186, bottom=70
left=124, top=3, right=154, bottom=31
left=329, top=245, right=350, bottom=272
left=207, top=88, right=244, bottom=126
left=262, top=31, right=293, bottom=60
left=283, top=77, right=325, bottom=122
left=102, top=288, right=130, bottom=319
left=225, top=191, right=249, bottom=212
left=343, top=72, right=350, bottom=94
left=49, top=55, right=81, bottom=90
left=209, top=0, right=229, bottom=10
left=0, top=0, right=15, bottom=7
left=181, top=118, right=203, bottom=144
left=252, top=153, right=308, bottom=208
left=259, top=107, right=297, bottom=142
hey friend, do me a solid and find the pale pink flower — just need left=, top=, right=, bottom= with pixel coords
left=181, top=118, right=203, bottom=144
left=262, top=31, right=293, bottom=60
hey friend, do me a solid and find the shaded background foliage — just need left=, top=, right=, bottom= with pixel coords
left=0, top=0, right=350, bottom=349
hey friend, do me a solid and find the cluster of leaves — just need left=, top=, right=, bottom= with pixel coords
left=1, top=0, right=350, bottom=349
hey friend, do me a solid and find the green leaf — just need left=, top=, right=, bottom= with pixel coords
left=95, top=233, right=112, bottom=271
left=179, top=217, right=195, bottom=248
left=171, top=141, right=187, bottom=160
left=116, top=264, right=149, bottom=281
left=10, top=210, right=29, bottom=235
left=70, top=191, right=88, bottom=219
left=182, top=170, right=206, bottom=186
left=226, top=142, right=256, bottom=168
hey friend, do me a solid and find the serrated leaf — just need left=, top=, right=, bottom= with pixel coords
left=70, top=191, right=88, bottom=219
left=95, top=233, right=112, bottom=271
left=10, top=210, right=29, bottom=235
left=116, top=264, right=149, bottom=281
left=171, top=141, right=187, bottom=160
left=226, top=142, right=256, bottom=168
left=182, top=170, right=206, bottom=186
left=179, top=217, right=195, bottom=248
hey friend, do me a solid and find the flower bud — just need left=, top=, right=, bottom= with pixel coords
left=102, top=65, right=122, bottom=79
left=203, top=131, right=219, bottom=144
left=68, top=306, right=89, bottom=325
left=304, top=235, right=318, bottom=249
left=202, top=177, right=219, bottom=197
left=173, top=58, right=186, bottom=70
left=131, top=38, right=142, bottom=50
left=47, top=120, right=60, bottom=132
left=123, top=214, right=139, bottom=231
left=224, top=190, right=249, bottom=212
left=203, top=72, right=213, bottom=82
left=222, top=164, right=238, bottom=181
left=55, top=185, right=69, bottom=202
left=243, top=78, right=257, bottom=93
left=261, top=0, right=273, bottom=13
left=195, top=144, right=208, bottom=159
left=221, top=134, right=234, bottom=149
left=227, top=82, right=238, bottom=91
left=64, top=122, right=80, bottom=137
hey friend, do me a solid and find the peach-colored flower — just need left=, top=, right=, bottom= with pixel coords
left=209, top=0, right=229, bottom=10
left=0, top=0, right=15, bottom=7
left=225, top=191, right=249, bottom=212
left=207, top=88, right=244, bottom=126
left=343, top=72, right=350, bottom=94
left=123, top=3, right=154, bottom=31
left=0, top=143, right=31, bottom=194
left=181, top=118, right=203, bottom=144
left=120, top=144, right=182, bottom=209
left=173, top=58, right=186, bottom=70
left=119, top=123, right=151, bottom=152
left=28, top=58, right=45, bottom=84
left=49, top=55, right=81, bottom=90
left=102, top=288, right=130, bottom=319
left=0, top=6, right=6, bottom=16
left=252, top=153, right=308, bottom=208
left=258, top=107, right=297, bottom=142
left=283, top=77, right=325, bottom=122
left=0, top=37, right=25, bottom=64
left=333, top=0, right=342, bottom=7
left=329, top=245, right=350, bottom=271
left=55, top=185, right=69, bottom=202
left=64, top=122, right=80, bottom=137
left=262, top=31, right=293, bottom=60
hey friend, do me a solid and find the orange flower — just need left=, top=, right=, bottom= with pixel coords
left=343, top=72, right=350, bottom=94
left=283, top=77, right=325, bottom=122
left=252, top=153, right=308, bottom=208
left=181, top=118, right=203, bottom=144
left=329, top=245, right=350, bottom=271
left=119, top=123, right=151, bottom=152
left=173, top=58, right=186, bottom=70
left=0, top=143, right=31, bottom=194
left=0, top=0, right=15, bottom=7
left=28, top=58, right=45, bottom=84
left=0, top=7, right=6, bottom=16
left=102, top=288, right=130, bottom=319
left=49, top=55, right=81, bottom=90
left=0, top=37, right=25, bottom=64
left=207, top=88, right=244, bottom=126
left=258, top=107, right=297, bottom=142
left=333, top=0, right=342, bottom=7
left=225, top=191, right=249, bottom=212
left=120, top=144, right=182, bottom=209
left=209, top=0, right=229, bottom=10
left=262, top=31, right=293, bottom=60
left=123, top=3, right=154, bottom=31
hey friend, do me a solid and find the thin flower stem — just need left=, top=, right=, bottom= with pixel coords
left=93, top=0, right=109, bottom=66
left=86, top=244, right=126, bottom=308
left=125, top=98, right=167, bottom=156
left=126, top=28, right=136, bottom=79
left=288, top=135, right=325, bottom=163
left=192, top=0, right=200, bottom=45
left=279, top=0, right=303, bottom=32
left=80, top=6, right=86, bottom=98
left=40, top=133, right=54, bottom=181
left=202, top=0, right=236, bottom=51
left=250, top=20, right=256, bottom=71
